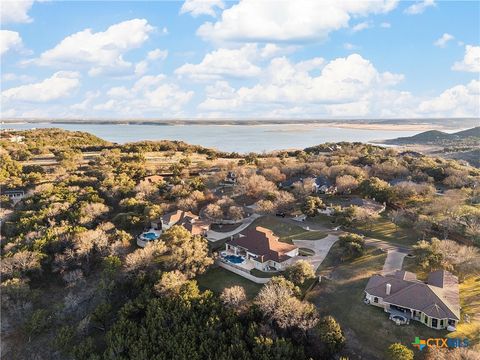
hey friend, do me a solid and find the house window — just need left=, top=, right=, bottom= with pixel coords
left=424, top=315, right=428, bottom=324
left=432, top=318, right=438, bottom=328
left=440, top=320, right=444, bottom=327
left=373, top=297, right=378, bottom=303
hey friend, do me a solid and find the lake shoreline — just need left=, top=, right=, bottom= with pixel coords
left=2, top=119, right=471, bottom=132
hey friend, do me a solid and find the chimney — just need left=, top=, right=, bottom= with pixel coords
left=386, top=283, right=391, bottom=296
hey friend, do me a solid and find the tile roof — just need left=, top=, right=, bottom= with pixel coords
left=228, top=226, right=297, bottom=263
left=365, top=270, right=460, bottom=320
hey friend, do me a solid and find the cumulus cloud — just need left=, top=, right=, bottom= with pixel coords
left=0, top=30, right=24, bottom=56
left=418, top=80, right=480, bottom=117
left=180, top=0, right=224, bottom=17
left=434, top=33, right=454, bottom=48
left=1, top=71, right=80, bottom=102
left=198, top=53, right=405, bottom=117
left=352, top=21, right=371, bottom=33
left=197, top=0, right=398, bottom=43
left=452, top=45, right=480, bottom=72
left=404, top=0, right=436, bottom=15
left=32, top=19, right=154, bottom=76
left=147, top=48, right=168, bottom=61
left=95, top=75, right=193, bottom=115
left=175, top=44, right=263, bottom=81
left=1, top=0, right=35, bottom=24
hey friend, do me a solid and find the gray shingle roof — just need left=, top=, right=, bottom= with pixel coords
left=365, top=270, right=460, bottom=320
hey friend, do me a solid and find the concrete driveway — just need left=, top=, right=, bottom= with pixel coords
left=292, top=234, right=339, bottom=271
left=382, top=250, right=407, bottom=275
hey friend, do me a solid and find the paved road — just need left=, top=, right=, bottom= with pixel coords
left=292, top=234, right=339, bottom=271
left=206, top=213, right=262, bottom=241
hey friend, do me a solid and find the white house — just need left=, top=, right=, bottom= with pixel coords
left=225, top=226, right=299, bottom=271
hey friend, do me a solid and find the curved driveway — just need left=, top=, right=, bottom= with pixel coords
left=292, top=234, right=339, bottom=271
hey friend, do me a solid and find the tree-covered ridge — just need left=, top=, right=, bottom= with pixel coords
left=1, top=128, right=479, bottom=359
left=384, top=126, right=480, bottom=145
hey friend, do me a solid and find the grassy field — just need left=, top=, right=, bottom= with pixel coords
left=196, top=267, right=262, bottom=299
left=450, top=276, right=480, bottom=350
left=309, top=245, right=444, bottom=359
left=350, top=215, right=421, bottom=247
left=250, top=216, right=327, bottom=244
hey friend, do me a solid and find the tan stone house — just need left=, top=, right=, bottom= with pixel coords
left=364, top=270, right=460, bottom=330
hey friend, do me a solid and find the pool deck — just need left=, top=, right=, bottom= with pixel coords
left=220, top=250, right=255, bottom=271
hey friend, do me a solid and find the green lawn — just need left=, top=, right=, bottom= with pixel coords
left=349, top=215, right=420, bottom=247
left=196, top=267, right=262, bottom=299
left=250, top=216, right=327, bottom=244
left=309, top=246, right=445, bottom=359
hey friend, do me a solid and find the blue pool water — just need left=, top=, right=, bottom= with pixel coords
left=225, top=255, right=244, bottom=264
left=142, top=232, right=159, bottom=240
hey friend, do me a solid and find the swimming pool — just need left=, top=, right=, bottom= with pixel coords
left=142, top=232, right=159, bottom=240
left=224, top=255, right=245, bottom=264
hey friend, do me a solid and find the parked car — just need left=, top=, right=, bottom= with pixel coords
left=275, top=212, right=286, bottom=217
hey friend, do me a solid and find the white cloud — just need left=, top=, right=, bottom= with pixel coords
left=343, top=43, right=358, bottom=50
left=2, top=71, right=80, bottom=102
left=404, top=0, right=436, bottom=15
left=175, top=44, right=262, bottom=81
left=380, top=22, right=391, bottom=28
left=1, top=73, right=35, bottom=83
left=434, top=33, right=454, bottom=48
left=180, top=0, right=224, bottom=17
left=0, top=30, right=24, bottom=56
left=71, top=91, right=101, bottom=110
left=133, top=49, right=169, bottom=77
left=352, top=21, right=371, bottom=32
left=1, top=0, right=34, bottom=24
left=198, top=54, right=405, bottom=117
left=452, top=45, right=480, bottom=72
left=147, top=48, right=168, bottom=61
left=197, top=0, right=398, bottom=43
left=418, top=80, right=480, bottom=117
left=96, top=75, right=194, bottom=115
left=33, top=19, right=154, bottom=76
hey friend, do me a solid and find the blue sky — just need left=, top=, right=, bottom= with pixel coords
left=1, top=0, right=479, bottom=119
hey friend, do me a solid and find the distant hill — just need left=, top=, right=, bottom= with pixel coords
left=385, top=126, right=480, bottom=145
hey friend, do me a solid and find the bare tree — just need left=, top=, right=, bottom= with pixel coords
left=125, top=241, right=167, bottom=273
left=220, top=286, right=247, bottom=308
left=335, top=175, right=359, bottom=194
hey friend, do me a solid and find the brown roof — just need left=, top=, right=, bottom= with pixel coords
left=162, top=210, right=198, bottom=225
left=161, top=210, right=210, bottom=235
left=144, top=175, right=164, bottom=183
left=365, top=270, right=460, bottom=320
left=180, top=215, right=210, bottom=235
left=227, top=226, right=297, bottom=263
left=428, top=270, right=457, bottom=288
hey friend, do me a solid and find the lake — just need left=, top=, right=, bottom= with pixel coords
left=5, top=122, right=423, bottom=153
